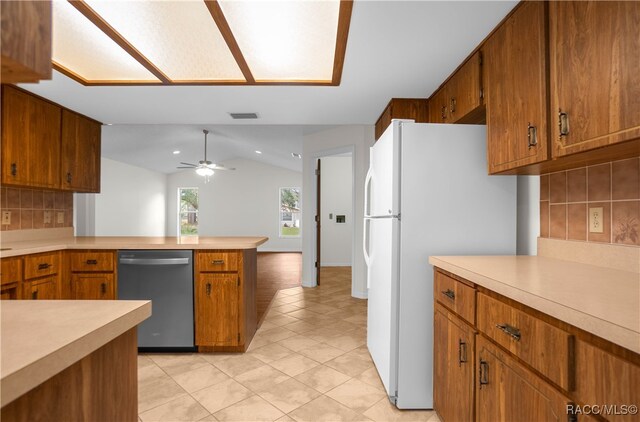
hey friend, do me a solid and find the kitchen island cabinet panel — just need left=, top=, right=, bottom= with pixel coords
left=196, top=273, right=240, bottom=347
left=549, top=1, right=640, bottom=158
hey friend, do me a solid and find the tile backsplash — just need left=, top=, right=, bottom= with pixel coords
left=540, top=158, right=640, bottom=246
left=0, top=187, right=73, bottom=231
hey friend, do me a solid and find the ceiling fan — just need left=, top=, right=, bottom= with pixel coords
left=177, top=130, right=236, bottom=177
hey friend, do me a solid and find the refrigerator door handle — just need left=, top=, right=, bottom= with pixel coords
left=363, top=218, right=371, bottom=269
left=364, top=166, right=373, bottom=218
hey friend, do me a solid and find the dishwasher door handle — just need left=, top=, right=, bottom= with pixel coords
left=119, top=257, right=190, bottom=266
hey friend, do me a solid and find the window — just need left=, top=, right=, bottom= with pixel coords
left=279, top=187, right=301, bottom=237
left=178, top=188, right=198, bottom=236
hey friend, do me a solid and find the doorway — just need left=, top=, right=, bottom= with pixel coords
left=316, top=153, right=354, bottom=287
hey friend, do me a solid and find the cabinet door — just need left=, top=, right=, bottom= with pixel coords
left=196, top=273, right=239, bottom=346
left=1, top=86, right=61, bottom=188
left=434, top=305, right=475, bottom=422
left=447, top=51, right=483, bottom=123
left=485, top=1, right=549, bottom=174
left=61, top=110, right=101, bottom=192
left=1, top=283, right=20, bottom=300
left=28, top=276, right=58, bottom=300
left=428, top=87, right=449, bottom=123
left=476, top=336, right=570, bottom=422
left=550, top=1, right=640, bottom=157
left=72, top=273, right=115, bottom=300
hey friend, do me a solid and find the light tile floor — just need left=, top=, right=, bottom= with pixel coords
left=138, top=270, right=440, bottom=421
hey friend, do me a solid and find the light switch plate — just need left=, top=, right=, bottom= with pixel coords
left=44, top=211, right=52, bottom=224
left=2, top=211, right=11, bottom=225
left=56, top=211, right=65, bottom=224
left=589, top=207, right=604, bottom=233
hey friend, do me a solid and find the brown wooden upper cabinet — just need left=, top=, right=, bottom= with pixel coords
left=428, top=87, right=449, bottom=124
left=484, top=1, right=549, bottom=174
left=432, top=52, right=485, bottom=125
left=374, top=98, right=428, bottom=140
left=0, top=1, right=52, bottom=83
left=61, top=110, right=101, bottom=192
left=1, top=85, right=61, bottom=188
left=549, top=1, right=640, bottom=158
left=1, top=86, right=102, bottom=192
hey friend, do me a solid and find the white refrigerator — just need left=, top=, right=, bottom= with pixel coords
left=363, top=120, right=516, bottom=409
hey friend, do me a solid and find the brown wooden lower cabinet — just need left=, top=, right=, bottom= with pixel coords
left=1, top=283, right=20, bottom=300
left=196, top=273, right=240, bottom=346
left=476, top=335, right=571, bottom=422
left=434, top=303, right=475, bottom=422
left=25, top=276, right=58, bottom=300
left=71, top=273, right=115, bottom=300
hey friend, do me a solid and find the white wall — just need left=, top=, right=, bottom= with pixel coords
left=75, top=158, right=167, bottom=236
left=516, top=175, right=540, bottom=255
left=320, top=156, right=353, bottom=266
left=302, top=126, right=374, bottom=298
left=166, top=158, right=302, bottom=252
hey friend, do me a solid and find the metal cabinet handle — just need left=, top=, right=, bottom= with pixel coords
left=441, top=105, right=447, bottom=120
left=206, top=282, right=212, bottom=296
left=38, top=263, right=51, bottom=270
left=558, top=110, right=570, bottom=137
left=458, top=339, right=467, bottom=365
left=100, top=283, right=106, bottom=294
left=86, top=259, right=98, bottom=265
left=441, top=289, right=455, bottom=301
left=66, top=172, right=72, bottom=183
left=212, top=260, right=225, bottom=265
left=479, top=360, right=489, bottom=388
left=32, top=290, right=38, bottom=300
left=450, top=97, right=456, bottom=114
left=496, top=323, right=521, bottom=341
left=527, top=123, right=538, bottom=149
left=10, top=163, right=17, bottom=176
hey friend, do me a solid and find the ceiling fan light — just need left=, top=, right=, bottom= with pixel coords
left=196, top=167, right=214, bottom=177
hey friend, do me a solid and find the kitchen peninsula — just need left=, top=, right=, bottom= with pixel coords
left=0, top=232, right=268, bottom=353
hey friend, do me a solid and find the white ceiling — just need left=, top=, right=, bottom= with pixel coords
left=19, top=1, right=517, bottom=173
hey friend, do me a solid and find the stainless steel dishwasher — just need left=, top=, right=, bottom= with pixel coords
left=118, top=250, right=195, bottom=351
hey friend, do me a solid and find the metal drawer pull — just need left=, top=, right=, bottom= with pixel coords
left=206, top=282, right=212, bottom=296
left=86, top=259, right=98, bottom=265
left=527, top=123, right=538, bottom=149
left=38, top=263, right=51, bottom=270
left=458, top=339, right=467, bottom=365
left=100, top=283, right=106, bottom=294
left=450, top=97, right=456, bottom=114
left=441, top=289, right=455, bottom=301
left=32, top=290, right=38, bottom=300
left=441, top=105, right=447, bottom=120
left=479, top=360, right=489, bottom=388
left=496, top=323, right=521, bottom=341
left=558, top=110, right=570, bottom=137
left=212, top=260, right=225, bottom=265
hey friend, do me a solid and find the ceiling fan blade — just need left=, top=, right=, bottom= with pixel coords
left=208, top=164, right=236, bottom=171
left=179, top=162, right=197, bottom=167
left=176, top=166, right=196, bottom=169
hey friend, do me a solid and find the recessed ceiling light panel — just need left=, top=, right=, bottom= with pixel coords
left=173, top=150, right=181, bottom=155
left=218, top=0, right=340, bottom=81
left=291, top=152, right=302, bottom=159
left=52, top=0, right=159, bottom=82
left=255, top=150, right=262, bottom=154
left=84, top=0, right=245, bottom=82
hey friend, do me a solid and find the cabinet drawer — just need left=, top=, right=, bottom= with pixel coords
left=1, top=258, right=22, bottom=285
left=477, top=293, right=573, bottom=391
left=197, top=252, right=239, bottom=272
left=70, top=251, right=114, bottom=272
left=24, top=252, right=59, bottom=280
left=434, top=270, right=476, bottom=324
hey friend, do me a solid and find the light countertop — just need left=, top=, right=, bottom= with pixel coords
left=429, top=255, right=640, bottom=354
left=0, top=300, right=151, bottom=407
left=0, top=236, right=269, bottom=258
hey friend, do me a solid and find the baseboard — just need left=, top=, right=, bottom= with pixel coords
left=320, top=263, right=352, bottom=267
left=351, top=289, right=368, bottom=299
left=301, top=279, right=317, bottom=288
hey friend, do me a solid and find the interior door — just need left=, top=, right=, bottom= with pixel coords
left=367, top=217, right=399, bottom=397
left=316, top=158, right=321, bottom=285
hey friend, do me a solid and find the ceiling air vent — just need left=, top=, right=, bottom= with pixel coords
left=229, top=112, right=259, bottom=120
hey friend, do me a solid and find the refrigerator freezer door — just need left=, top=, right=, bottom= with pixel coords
left=368, top=122, right=401, bottom=217
left=366, top=217, right=400, bottom=399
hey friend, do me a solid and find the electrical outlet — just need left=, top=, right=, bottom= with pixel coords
left=589, top=207, right=604, bottom=233
left=2, top=211, right=11, bottom=225
left=56, top=211, right=65, bottom=224
left=44, top=211, right=52, bottom=224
